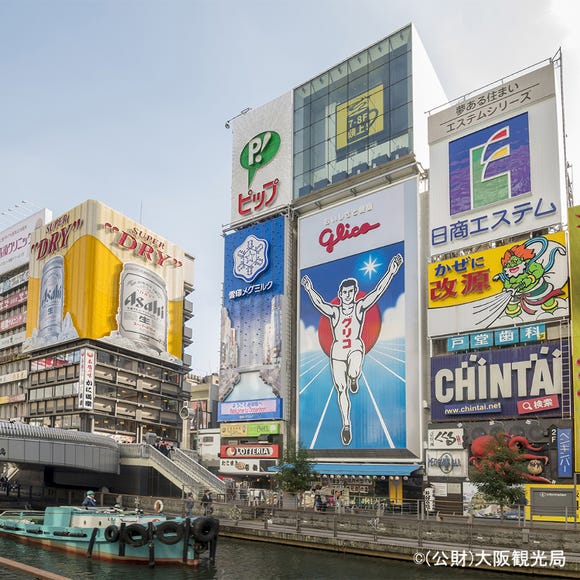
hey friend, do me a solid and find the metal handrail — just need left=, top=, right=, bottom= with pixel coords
left=119, top=444, right=225, bottom=496
left=171, top=448, right=225, bottom=494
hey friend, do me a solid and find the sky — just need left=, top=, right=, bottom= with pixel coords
left=0, top=0, right=578, bottom=376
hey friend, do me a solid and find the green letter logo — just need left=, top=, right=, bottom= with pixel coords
left=240, top=131, right=280, bottom=187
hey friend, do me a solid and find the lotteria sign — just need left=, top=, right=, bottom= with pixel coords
left=431, top=341, right=566, bottom=420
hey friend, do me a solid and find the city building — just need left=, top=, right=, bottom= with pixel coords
left=1, top=199, right=195, bottom=444
left=221, top=24, right=447, bottom=501
left=0, top=209, right=52, bottom=422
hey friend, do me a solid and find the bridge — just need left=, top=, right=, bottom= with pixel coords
left=0, top=421, right=226, bottom=497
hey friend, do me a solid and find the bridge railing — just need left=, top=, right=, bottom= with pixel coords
left=119, top=444, right=225, bottom=497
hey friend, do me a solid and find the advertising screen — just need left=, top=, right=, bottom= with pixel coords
left=428, top=232, right=568, bottom=336
left=428, top=64, right=562, bottom=254
left=24, top=200, right=185, bottom=361
left=220, top=215, right=286, bottom=406
left=431, top=341, right=567, bottom=421
left=298, top=180, right=420, bottom=456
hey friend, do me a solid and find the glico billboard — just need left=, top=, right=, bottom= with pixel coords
left=230, top=93, right=293, bottom=227
left=24, top=200, right=186, bottom=362
left=428, top=64, right=562, bottom=255
left=428, top=232, right=568, bottom=337
left=219, top=215, right=286, bottom=421
left=431, top=341, right=567, bottom=421
left=298, top=180, right=421, bottom=457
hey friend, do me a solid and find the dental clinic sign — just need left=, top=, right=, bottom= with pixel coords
left=428, top=63, right=562, bottom=255
left=431, top=341, right=566, bottom=421
left=230, top=92, right=293, bottom=226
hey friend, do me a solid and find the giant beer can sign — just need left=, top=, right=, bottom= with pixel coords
left=38, top=255, right=64, bottom=340
left=117, top=263, right=168, bottom=353
left=24, top=200, right=186, bottom=362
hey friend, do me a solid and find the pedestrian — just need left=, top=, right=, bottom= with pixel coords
left=201, top=490, right=213, bottom=515
left=185, top=492, right=195, bottom=517
left=81, top=490, right=97, bottom=508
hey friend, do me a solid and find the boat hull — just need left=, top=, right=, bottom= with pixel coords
left=0, top=507, right=219, bottom=566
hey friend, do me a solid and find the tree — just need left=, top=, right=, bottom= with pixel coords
left=274, top=441, right=316, bottom=495
left=469, top=433, right=527, bottom=518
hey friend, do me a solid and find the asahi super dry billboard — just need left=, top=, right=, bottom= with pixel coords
left=24, top=200, right=186, bottom=361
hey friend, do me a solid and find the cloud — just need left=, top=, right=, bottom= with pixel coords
left=378, top=294, right=406, bottom=341
left=300, top=318, right=320, bottom=353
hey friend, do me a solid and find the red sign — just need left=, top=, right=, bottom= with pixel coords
left=517, top=394, right=559, bottom=415
left=220, top=444, right=280, bottom=459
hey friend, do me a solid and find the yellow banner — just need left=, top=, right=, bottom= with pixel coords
left=336, top=84, right=384, bottom=150
left=568, top=207, right=580, bottom=471
left=428, top=232, right=568, bottom=308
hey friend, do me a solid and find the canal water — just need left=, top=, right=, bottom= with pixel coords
left=0, top=535, right=557, bottom=579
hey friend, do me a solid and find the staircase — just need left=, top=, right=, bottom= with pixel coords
left=119, top=443, right=226, bottom=497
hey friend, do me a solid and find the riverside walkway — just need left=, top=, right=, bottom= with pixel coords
left=216, top=505, right=580, bottom=578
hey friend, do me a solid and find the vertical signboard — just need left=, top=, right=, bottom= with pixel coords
left=220, top=216, right=286, bottom=416
left=78, top=348, right=95, bottom=409
left=298, top=179, right=420, bottom=456
left=230, top=92, right=293, bottom=226
left=568, top=206, right=580, bottom=471
left=428, top=64, right=562, bottom=254
left=24, top=200, right=185, bottom=362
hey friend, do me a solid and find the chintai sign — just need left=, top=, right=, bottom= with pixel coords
left=431, top=341, right=566, bottom=420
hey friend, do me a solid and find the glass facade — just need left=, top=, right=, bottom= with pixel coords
left=294, top=26, right=413, bottom=198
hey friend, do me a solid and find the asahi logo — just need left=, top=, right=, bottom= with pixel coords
left=41, top=284, right=63, bottom=306
left=124, top=291, right=165, bottom=319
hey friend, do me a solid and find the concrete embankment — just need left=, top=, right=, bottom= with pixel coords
left=215, top=507, right=580, bottom=578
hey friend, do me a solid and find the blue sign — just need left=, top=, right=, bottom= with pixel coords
left=520, top=323, right=546, bottom=343
left=557, top=428, right=572, bottom=478
left=220, top=216, right=286, bottom=404
left=447, top=335, right=469, bottom=352
left=494, top=327, right=519, bottom=346
left=218, top=398, right=283, bottom=422
left=470, top=331, right=493, bottom=349
left=431, top=341, right=566, bottom=421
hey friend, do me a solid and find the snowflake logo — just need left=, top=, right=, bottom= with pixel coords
left=233, top=234, right=269, bottom=283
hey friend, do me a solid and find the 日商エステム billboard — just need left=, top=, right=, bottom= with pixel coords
left=428, top=64, right=562, bottom=255
left=298, top=179, right=421, bottom=457
left=23, top=200, right=186, bottom=361
left=220, top=215, right=287, bottom=414
left=428, top=232, right=568, bottom=337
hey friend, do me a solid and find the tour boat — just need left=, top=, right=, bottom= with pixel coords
left=0, top=505, right=219, bottom=566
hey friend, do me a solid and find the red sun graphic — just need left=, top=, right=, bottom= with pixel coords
left=317, top=292, right=382, bottom=357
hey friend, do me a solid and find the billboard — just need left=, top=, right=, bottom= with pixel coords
left=431, top=341, right=566, bottom=421
left=218, top=398, right=283, bottom=422
left=23, top=200, right=185, bottom=361
left=0, top=209, right=52, bottom=277
left=428, top=232, right=568, bottom=336
left=568, top=206, right=580, bottom=471
left=230, top=92, right=293, bottom=226
left=220, top=215, right=286, bottom=405
left=428, top=64, right=562, bottom=254
left=298, top=180, right=421, bottom=456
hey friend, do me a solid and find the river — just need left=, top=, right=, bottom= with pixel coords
left=0, top=535, right=557, bottom=579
